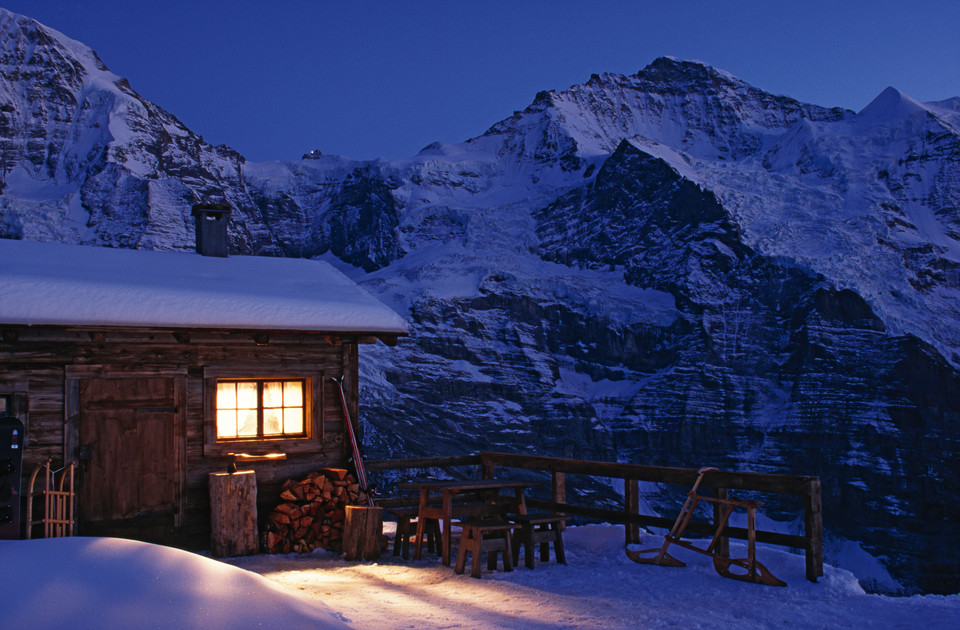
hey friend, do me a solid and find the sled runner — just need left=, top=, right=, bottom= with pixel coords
left=626, top=466, right=786, bottom=587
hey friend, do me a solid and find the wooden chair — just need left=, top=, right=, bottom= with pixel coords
left=510, top=512, right=567, bottom=569
left=388, top=506, right=441, bottom=559
left=454, top=518, right=517, bottom=578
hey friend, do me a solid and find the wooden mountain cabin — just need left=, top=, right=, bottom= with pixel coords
left=0, top=223, right=407, bottom=549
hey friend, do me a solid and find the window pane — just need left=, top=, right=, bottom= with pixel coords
left=263, top=381, right=283, bottom=408
left=284, top=408, right=304, bottom=434
left=263, top=408, right=283, bottom=436
left=237, top=410, right=258, bottom=437
left=216, top=382, right=236, bottom=409
left=215, top=378, right=308, bottom=441
left=216, top=410, right=237, bottom=438
left=237, top=382, right=258, bottom=409
left=284, top=381, right=303, bottom=407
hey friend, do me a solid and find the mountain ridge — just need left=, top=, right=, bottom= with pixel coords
left=2, top=7, right=960, bottom=595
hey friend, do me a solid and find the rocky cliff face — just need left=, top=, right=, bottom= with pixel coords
left=3, top=9, right=960, bottom=594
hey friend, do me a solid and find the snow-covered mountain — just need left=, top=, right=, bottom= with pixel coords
left=2, top=8, right=959, bottom=595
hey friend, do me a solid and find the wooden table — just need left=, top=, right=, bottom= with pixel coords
left=398, top=478, right=541, bottom=566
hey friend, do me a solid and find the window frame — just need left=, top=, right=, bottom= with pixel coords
left=215, top=378, right=308, bottom=440
left=203, top=366, right=323, bottom=457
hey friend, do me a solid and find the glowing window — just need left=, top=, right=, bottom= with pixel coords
left=216, top=379, right=306, bottom=439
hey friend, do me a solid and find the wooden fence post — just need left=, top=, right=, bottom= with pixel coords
left=552, top=471, right=566, bottom=530
left=713, top=486, right=729, bottom=558
left=481, top=456, right=495, bottom=480
left=804, top=478, right=824, bottom=582
left=624, top=478, right=640, bottom=545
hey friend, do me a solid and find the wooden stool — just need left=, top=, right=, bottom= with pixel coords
left=389, top=507, right=441, bottom=559
left=455, top=519, right=515, bottom=579
left=510, top=513, right=567, bottom=569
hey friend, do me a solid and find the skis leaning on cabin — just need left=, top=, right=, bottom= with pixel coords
left=331, top=377, right=374, bottom=507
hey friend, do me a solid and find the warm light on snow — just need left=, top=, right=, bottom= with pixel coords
left=2, top=525, right=957, bottom=629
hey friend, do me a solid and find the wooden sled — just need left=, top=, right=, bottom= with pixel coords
left=26, top=459, right=75, bottom=539
left=626, top=466, right=786, bottom=587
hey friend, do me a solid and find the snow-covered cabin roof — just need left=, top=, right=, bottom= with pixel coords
left=0, top=239, right=408, bottom=337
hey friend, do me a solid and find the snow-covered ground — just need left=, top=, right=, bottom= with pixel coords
left=3, top=523, right=957, bottom=629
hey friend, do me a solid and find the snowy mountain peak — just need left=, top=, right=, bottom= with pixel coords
left=634, top=56, right=748, bottom=90
left=0, top=8, right=267, bottom=252
left=0, top=7, right=108, bottom=77
left=476, top=56, right=851, bottom=168
left=857, top=85, right=929, bottom=122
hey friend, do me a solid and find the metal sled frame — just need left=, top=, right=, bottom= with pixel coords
left=626, top=467, right=786, bottom=587
left=26, top=459, right=75, bottom=539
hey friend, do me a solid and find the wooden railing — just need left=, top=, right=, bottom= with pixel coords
left=365, top=451, right=823, bottom=583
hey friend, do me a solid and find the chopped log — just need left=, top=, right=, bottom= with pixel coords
left=323, top=468, right=348, bottom=481
left=342, top=506, right=383, bottom=561
left=209, top=470, right=258, bottom=557
left=275, top=503, right=300, bottom=519
left=268, top=512, right=290, bottom=526
left=265, top=531, right=282, bottom=550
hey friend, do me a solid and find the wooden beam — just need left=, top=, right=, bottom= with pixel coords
left=479, top=452, right=817, bottom=495
left=365, top=455, right=483, bottom=471
left=524, top=498, right=810, bottom=550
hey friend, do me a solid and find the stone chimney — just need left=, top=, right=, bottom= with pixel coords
left=191, top=202, right=231, bottom=257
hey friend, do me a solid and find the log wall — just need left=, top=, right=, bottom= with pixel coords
left=0, top=325, right=369, bottom=549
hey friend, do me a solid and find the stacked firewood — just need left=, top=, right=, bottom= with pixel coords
left=262, top=468, right=369, bottom=554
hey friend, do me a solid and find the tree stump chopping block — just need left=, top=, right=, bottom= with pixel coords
left=342, top=505, right=383, bottom=561
left=209, top=470, right=258, bottom=557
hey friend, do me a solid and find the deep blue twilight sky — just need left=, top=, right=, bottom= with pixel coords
left=5, top=1, right=958, bottom=162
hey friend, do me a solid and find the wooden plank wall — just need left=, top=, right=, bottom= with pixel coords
left=0, top=326, right=361, bottom=549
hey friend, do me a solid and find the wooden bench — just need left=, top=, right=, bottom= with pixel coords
left=387, top=505, right=441, bottom=559
left=455, top=518, right=515, bottom=579
left=510, top=512, right=567, bottom=569
left=381, top=493, right=487, bottom=560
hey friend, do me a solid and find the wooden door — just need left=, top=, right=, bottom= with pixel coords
left=78, top=376, right=183, bottom=544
